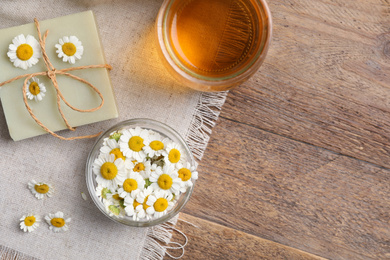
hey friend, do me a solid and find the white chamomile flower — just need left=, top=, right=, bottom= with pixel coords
left=145, top=190, right=174, bottom=219
left=27, top=180, right=53, bottom=199
left=164, top=142, right=186, bottom=166
left=176, top=162, right=198, bottom=192
left=143, top=132, right=170, bottom=157
left=135, top=186, right=154, bottom=220
left=105, top=191, right=126, bottom=218
left=20, top=213, right=40, bottom=232
left=149, top=164, right=182, bottom=195
left=26, top=77, right=46, bottom=101
left=55, top=36, right=83, bottom=64
left=132, top=158, right=152, bottom=179
left=93, top=154, right=127, bottom=190
left=117, top=172, right=145, bottom=199
left=119, top=127, right=150, bottom=161
left=7, top=34, right=41, bottom=70
left=45, top=211, right=71, bottom=233
left=100, top=138, right=126, bottom=161
left=123, top=190, right=141, bottom=219
left=95, top=184, right=112, bottom=200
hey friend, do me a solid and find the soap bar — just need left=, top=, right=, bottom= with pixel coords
left=0, top=11, right=118, bottom=141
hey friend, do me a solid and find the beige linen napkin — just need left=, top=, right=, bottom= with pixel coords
left=0, top=0, right=227, bottom=259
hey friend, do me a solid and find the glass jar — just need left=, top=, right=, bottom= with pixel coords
left=85, top=118, right=196, bottom=227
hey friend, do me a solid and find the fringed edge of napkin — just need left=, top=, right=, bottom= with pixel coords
left=0, top=245, right=39, bottom=260
left=140, top=91, right=228, bottom=260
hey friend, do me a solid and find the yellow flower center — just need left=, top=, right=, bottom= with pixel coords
left=16, top=44, right=33, bottom=61
left=29, top=82, right=40, bottom=95
left=128, top=136, right=144, bottom=152
left=168, top=149, right=181, bottom=163
left=34, top=184, right=49, bottom=194
left=62, top=42, right=77, bottom=56
left=123, top=178, right=138, bottom=192
left=110, top=148, right=125, bottom=160
left=157, top=174, right=173, bottom=190
left=51, top=218, right=65, bottom=228
left=133, top=162, right=145, bottom=172
left=150, top=140, right=164, bottom=151
left=133, top=200, right=141, bottom=210
left=112, top=194, right=121, bottom=200
left=100, top=162, right=118, bottom=180
left=154, top=198, right=169, bottom=212
left=143, top=196, right=150, bottom=211
left=178, top=168, right=192, bottom=181
left=24, top=216, right=36, bottom=226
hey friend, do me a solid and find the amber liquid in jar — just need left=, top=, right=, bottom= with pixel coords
left=167, top=0, right=263, bottom=79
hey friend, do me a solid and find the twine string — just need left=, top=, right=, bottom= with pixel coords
left=0, top=18, right=112, bottom=140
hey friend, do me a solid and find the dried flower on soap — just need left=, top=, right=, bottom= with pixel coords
left=20, top=213, right=40, bottom=232
left=55, top=36, right=84, bottom=64
left=45, top=211, right=71, bottom=232
left=26, top=77, right=46, bottom=102
left=7, top=34, right=41, bottom=70
left=28, top=180, right=54, bottom=199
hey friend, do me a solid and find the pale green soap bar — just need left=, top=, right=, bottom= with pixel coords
left=0, top=11, right=118, bottom=141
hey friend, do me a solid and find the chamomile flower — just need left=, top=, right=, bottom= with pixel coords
left=149, top=164, right=182, bottom=195
left=55, top=36, right=83, bottom=64
left=119, top=127, right=150, bottom=161
left=134, top=186, right=154, bottom=220
left=7, top=34, right=41, bottom=70
left=132, top=158, right=152, bottom=179
left=26, top=77, right=46, bottom=102
left=145, top=190, right=174, bottom=219
left=123, top=190, right=141, bottom=219
left=45, top=211, right=71, bottom=233
left=164, top=142, right=186, bottom=166
left=20, top=213, right=40, bottom=232
left=117, top=172, right=145, bottom=199
left=143, top=132, right=170, bottom=157
left=95, top=184, right=112, bottom=200
left=100, top=139, right=126, bottom=161
left=27, top=180, right=53, bottom=199
left=176, top=162, right=198, bottom=192
left=93, top=154, right=127, bottom=190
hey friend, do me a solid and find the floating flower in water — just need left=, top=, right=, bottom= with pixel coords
left=7, top=34, right=41, bottom=70
left=55, top=36, right=84, bottom=64
left=26, top=77, right=46, bottom=102
left=45, top=211, right=71, bottom=232
left=20, top=213, right=40, bottom=232
left=93, top=127, right=197, bottom=221
left=27, top=180, right=53, bottom=199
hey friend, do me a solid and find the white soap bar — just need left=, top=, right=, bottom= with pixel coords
left=0, top=11, right=118, bottom=141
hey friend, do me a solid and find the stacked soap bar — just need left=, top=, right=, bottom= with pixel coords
left=0, top=11, right=118, bottom=141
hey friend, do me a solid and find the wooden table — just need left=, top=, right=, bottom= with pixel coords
left=167, top=0, right=390, bottom=259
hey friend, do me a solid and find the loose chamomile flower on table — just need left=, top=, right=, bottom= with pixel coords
left=164, top=142, right=186, bottom=166
left=7, top=34, right=41, bottom=70
left=27, top=180, right=54, bottom=199
left=55, top=36, right=83, bottom=64
left=20, top=213, right=40, bottom=233
left=45, top=211, right=71, bottom=233
left=100, top=138, right=126, bottom=161
left=93, top=154, right=127, bottom=191
left=134, top=186, right=154, bottom=220
left=149, top=164, right=182, bottom=195
left=145, top=190, right=174, bottom=219
left=117, top=172, right=145, bottom=200
left=143, top=132, right=170, bottom=157
left=26, top=77, right=46, bottom=102
left=119, top=127, right=150, bottom=161
left=176, top=162, right=198, bottom=192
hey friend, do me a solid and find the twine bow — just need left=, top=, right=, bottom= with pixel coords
left=0, top=18, right=113, bottom=140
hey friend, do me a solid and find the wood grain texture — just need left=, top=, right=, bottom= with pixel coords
left=168, top=213, right=326, bottom=260
left=220, top=0, right=390, bottom=167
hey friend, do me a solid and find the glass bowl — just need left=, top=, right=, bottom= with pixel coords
left=156, top=0, right=272, bottom=92
left=85, top=118, right=196, bottom=227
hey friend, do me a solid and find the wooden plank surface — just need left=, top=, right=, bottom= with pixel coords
left=166, top=0, right=390, bottom=259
